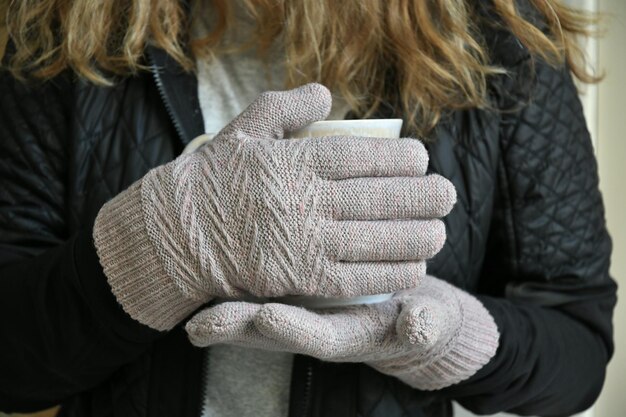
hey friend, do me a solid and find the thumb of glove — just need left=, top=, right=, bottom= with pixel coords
left=219, top=83, right=332, bottom=140
left=396, top=298, right=444, bottom=349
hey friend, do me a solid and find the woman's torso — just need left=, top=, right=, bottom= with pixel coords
left=45, top=43, right=502, bottom=417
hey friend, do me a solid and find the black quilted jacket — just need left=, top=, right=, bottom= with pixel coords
left=0, top=4, right=617, bottom=417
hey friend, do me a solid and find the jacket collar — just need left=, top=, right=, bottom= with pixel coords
left=146, top=44, right=205, bottom=146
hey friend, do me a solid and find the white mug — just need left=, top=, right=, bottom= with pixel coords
left=287, top=118, right=403, bottom=140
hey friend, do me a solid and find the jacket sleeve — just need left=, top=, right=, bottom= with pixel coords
left=0, top=69, right=162, bottom=413
left=441, top=56, right=617, bottom=415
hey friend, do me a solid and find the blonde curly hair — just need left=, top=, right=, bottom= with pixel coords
left=1, top=0, right=600, bottom=135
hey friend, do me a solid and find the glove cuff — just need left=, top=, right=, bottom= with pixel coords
left=403, top=290, right=499, bottom=390
left=94, top=180, right=204, bottom=331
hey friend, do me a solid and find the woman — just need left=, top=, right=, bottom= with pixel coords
left=0, top=0, right=616, bottom=417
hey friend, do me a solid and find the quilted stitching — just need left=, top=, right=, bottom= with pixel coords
left=66, top=75, right=178, bottom=231
left=426, top=109, right=501, bottom=291
left=0, top=73, right=70, bottom=258
left=499, top=64, right=608, bottom=281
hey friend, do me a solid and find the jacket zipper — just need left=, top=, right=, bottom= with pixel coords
left=300, top=362, right=314, bottom=417
left=147, top=54, right=188, bottom=144
left=198, top=348, right=209, bottom=417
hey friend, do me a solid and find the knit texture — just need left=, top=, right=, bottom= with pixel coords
left=186, top=276, right=499, bottom=390
left=94, top=83, right=456, bottom=330
left=368, top=277, right=500, bottom=390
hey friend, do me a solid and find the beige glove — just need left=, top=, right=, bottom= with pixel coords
left=186, top=276, right=499, bottom=390
left=94, top=84, right=456, bottom=331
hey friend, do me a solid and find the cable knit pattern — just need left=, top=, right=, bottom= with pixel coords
left=186, top=275, right=499, bottom=390
left=93, top=84, right=456, bottom=330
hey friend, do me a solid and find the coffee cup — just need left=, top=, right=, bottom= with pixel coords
left=287, top=118, right=403, bottom=140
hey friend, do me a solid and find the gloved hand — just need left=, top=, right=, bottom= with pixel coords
left=186, top=275, right=499, bottom=390
left=94, top=83, right=456, bottom=331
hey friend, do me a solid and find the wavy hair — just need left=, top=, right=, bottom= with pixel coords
left=1, top=0, right=600, bottom=135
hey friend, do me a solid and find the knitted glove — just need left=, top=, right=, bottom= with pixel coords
left=186, top=275, right=499, bottom=390
left=93, top=84, right=457, bottom=331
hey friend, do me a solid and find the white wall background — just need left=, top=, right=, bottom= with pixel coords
left=594, top=0, right=626, bottom=415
